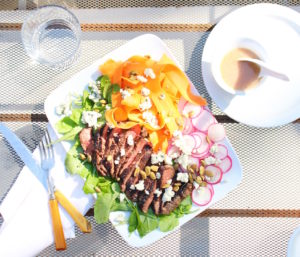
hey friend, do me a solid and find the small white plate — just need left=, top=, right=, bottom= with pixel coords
left=202, top=4, right=300, bottom=127
left=45, top=34, right=242, bottom=247
left=288, top=226, right=300, bottom=257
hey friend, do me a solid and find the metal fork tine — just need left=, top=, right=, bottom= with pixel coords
left=45, top=129, right=54, bottom=159
left=39, top=141, right=45, bottom=161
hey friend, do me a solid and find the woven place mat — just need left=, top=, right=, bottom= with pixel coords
left=0, top=5, right=300, bottom=256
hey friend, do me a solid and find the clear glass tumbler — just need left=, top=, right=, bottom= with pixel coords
left=21, top=5, right=81, bottom=70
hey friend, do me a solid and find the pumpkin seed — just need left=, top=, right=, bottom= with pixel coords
left=79, top=153, right=86, bottom=160
left=140, top=170, right=147, bottom=180
left=100, top=99, right=106, bottom=104
left=206, top=136, right=211, bottom=144
left=201, top=160, right=206, bottom=166
left=205, top=170, right=214, bottom=177
left=174, top=182, right=181, bottom=186
left=107, top=155, right=112, bottom=161
left=189, top=173, right=194, bottom=183
left=200, top=181, right=207, bottom=187
left=200, top=166, right=205, bottom=176
left=151, top=165, right=159, bottom=172
left=145, top=166, right=151, bottom=174
left=149, top=172, right=156, bottom=180
left=196, top=176, right=202, bottom=184
left=94, top=186, right=101, bottom=193
left=173, top=186, right=180, bottom=192
left=87, top=154, right=92, bottom=163
left=134, top=167, right=140, bottom=177
left=188, top=167, right=194, bottom=174
left=162, top=184, right=170, bottom=189
left=145, top=168, right=151, bottom=176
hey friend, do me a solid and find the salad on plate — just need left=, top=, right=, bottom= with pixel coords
left=54, top=54, right=233, bottom=237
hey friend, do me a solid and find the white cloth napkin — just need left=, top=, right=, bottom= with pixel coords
left=0, top=125, right=94, bottom=257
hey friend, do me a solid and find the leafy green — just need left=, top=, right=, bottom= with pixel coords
left=101, top=75, right=111, bottom=99
left=94, top=193, right=114, bottom=224
left=158, top=213, right=179, bottom=232
left=111, top=200, right=131, bottom=212
left=52, top=126, right=83, bottom=144
left=69, top=109, right=83, bottom=125
left=107, top=84, right=120, bottom=104
left=83, top=174, right=99, bottom=194
left=65, top=144, right=90, bottom=178
left=82, top=90, right=94, bottom=110
left=55, top=116, right=77, bottom=134
left=174, top=195, right=192, bottom=218
left=137, top=209, right=158, bottom=237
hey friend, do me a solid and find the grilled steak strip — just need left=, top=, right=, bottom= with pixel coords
left=160, top=182, right=193, bottom=215
left=94, top=125, right=110, bottom=176
left=117, top=138, right=149, bottom=177
left=125, top=176, right=140, bottom=202
left=152, top=197, right=161, bottom=215
left=158, top=165, right=175, bottom=188
left=138, top=178, right=157, bottom=213
left=79, top=127, right=94, bottom=156
left=119, top=145, right=152, bottom=192
left=103, top=127, right=122, bottom=177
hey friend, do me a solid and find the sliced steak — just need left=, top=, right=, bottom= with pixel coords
left=114, top=127, right=141, bottom=177
left=117, top=138, right=149, bottom=177
left=152, top=197, right=161, bottom=215
left=125, top=176, right=139, bottom=202
left=119, top=145, right=152, bottom=192
left=79, top=127, right=94, bottom=156
left=160, top=182, right=193, bottom=215
left=93, top=125, right=110, bottom=176
left=158, top=165, right=175, bottom=188
left=138, top=178, right=157, bottom=213
left=102, top=127, right=122, bottom=177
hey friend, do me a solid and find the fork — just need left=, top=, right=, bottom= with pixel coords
left=39, top=129, right=66, bottom=251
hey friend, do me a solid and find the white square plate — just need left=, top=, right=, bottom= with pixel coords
left=45, top=34, right=243, bottom=247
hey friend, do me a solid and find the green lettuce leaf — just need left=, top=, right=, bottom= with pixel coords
left=55, top=116, right=77, bottom=134
left=158, top=213, right=179, bottom=232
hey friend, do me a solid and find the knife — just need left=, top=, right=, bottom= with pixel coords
left=0, top=123, right=92, bottom=233
left=0, top=123, right=48, bottom=190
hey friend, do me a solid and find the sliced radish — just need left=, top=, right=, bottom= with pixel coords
left=191, top=131, right=210, bottom=158
left=182, top=117, right=194, bottom=135
left=167, top=145, right=180, bottom=158
left=182, top=102, right=202, bottom=119
left=218, top=156, right=232, bottom=174
left=191, top=132, right=202, bottom=149
left=182, top=134, right=196, bottom=150
left=204, top=165, right=223, bottom=184
left=192, top=109, right=216, bottom=133
left=208, top=123, right=226, bottom=142
left=213, top=144, right=228, bottom=160
left=188, top=156, right=200, bottom=167
left=192, top=184, right=214, bottom=206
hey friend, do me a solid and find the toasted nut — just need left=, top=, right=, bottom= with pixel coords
left=173, top=163, right=179, bottom=171
left=190, top=164, right=198, bottom=171
left=162, top=184, right=170, bottom=189
left=173, top=186, right=180, bottom=192
left=201, top=175, right=206, bottom=180
left=134, top=167, right=140, bottom=177
left=116, top=177, right=120, bottom=181
left=205, top=170, right=214, bottom=177
left=94, top=186, right=101, bottom=193
left=100, top=99, right=107, bottom=104
left=79, top=153, right=86, bottom=160
left=107, top=155, right=112, bottom=161
left=188, top=167, right=194, bottom=174
left=206, top=136, right=211, bottom=144
left=200, top=181, right=207, bottom=187
left=189, top=173, right=194, bottom=183
left=140, top=170, right=147, bottom=180
left=201, top=160, right=206, bottom=166
left=151, top=165, right=159, bottom=172
left=87, top=154, right=92, bottom=163
left=196, top=176, right=202, bottom=184
left=145, top=166, right=151, bottom=174
left=145, top=168, right=151, bottom=176
left=200, top=166, right=205, bottom=176
left=149, top=172, right=156, bottom=180
left=174, top=182, right=182, bottom=186
left=101, top=103, right=106, bottom=107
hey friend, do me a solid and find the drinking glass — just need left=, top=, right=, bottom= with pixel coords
left=21, top=5, right=81, bottom=70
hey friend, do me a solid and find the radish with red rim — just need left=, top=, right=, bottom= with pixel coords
left=192, top=184, right=214, bottom=206
left=182, top=102, right=203, bottom=119
left=182, top=117, right=194, bottom=134
left=192, top=109, right=216, bottom=133
left=191, top=131, right=210, bottom=158
left=219, top=155, right=232, bottom=173
left=204, top=165, right=223, bottom=184
left=207, top=123, right=226, bottom=142
left=212, top=144, right=228, bottom=160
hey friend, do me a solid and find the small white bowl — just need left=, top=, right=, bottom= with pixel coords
left=211, top=38, right=267, bottom=95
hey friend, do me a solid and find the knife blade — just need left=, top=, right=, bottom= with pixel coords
left=0, top=122, right=48, bottom=190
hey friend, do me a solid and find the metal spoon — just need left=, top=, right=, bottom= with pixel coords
left=238, top=57, right=289, bottom=82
